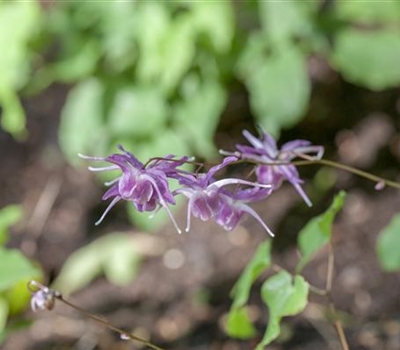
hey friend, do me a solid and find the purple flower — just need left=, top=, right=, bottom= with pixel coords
left=174, top=156, right=274, bottom=236
left=235, top=129, right=324, bottom=206
left=80, top=146, right=189, bottom=233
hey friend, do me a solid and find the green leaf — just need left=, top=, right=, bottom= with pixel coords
left=191, top=1, right=234, bottom=53
left=173, top=75, right=226, bottom=157
left=259, top=1, right=313, bottom=43
left=50, top=40, right=101, bottom=82
left=0, top=87, right=26, bottom=138
left=335, top=1, right=400, bottom=23
left=256, top=271, right=309, bottom=349
left=59, top=78, right=107, bottom=164
left=5, top=278, right=37, bottom=316
left=108, top=86, right=168, bottom=138
left=52, top=241, right=103, bottom=295
left=226, top=307, right=257, bottom=339
left=53, top=233, right=142, bottom=294
left=332, top=29, right=400, bottom=90
left=0, top=205, right=23, bottom=246
left=297, top=191, right=346, bottom=272
left=230, top=240, right=272, bottom=309
left=103, top=235, right=141, bottom=285
left=100, top=2, right=139, bottom=71
left=238, top=40, right=310, bottom=135
left=136, top=3, right=170, bottom=83
left=0, top=248, right=41, bottom=291
left=377, top=214, right=400, bottom=271
left=226, top=241, right=271, bottom=340
left=159, top=17, right=195, bottom=92
left=0, top=1, right=40, bottom=137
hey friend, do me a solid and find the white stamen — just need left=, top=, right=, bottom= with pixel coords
left=88, top=165, right=120, bottom=172
left=95, top=196, right=121, bottom=225
left=240, top=204, right=274, bottom=237
left=142, top=175, right=182, bottom=234
left=213, top=178, right=272, bottom=189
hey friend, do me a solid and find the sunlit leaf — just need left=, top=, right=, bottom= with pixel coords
left=191, top=1, right=234, bottom=53
left=0, top=1, right=40, bottom=136
left=335, top=1, right=400, bottom=23
left=256, top=271, right=309, bottom=349
left=238, top=39, right=310, bottom=135
left=0, top=205, right=23, bottom=246
left=100, top=2, right=139, bottom=71
left=0, top=88, right=26, bottom=138
left=59, top=78, right=107, bottom=164
left=332, top=29, right=400, bottom=90
left=0, top=248, right=41, bottom=291
left=103, top=234, right=141, bottom=285
left=50, top=40, right=101, bottom=82
left=173, top=75, right=226, bottom=157
left=136, top=3, right=170, bottom=84
left=5, top=278, right=40, bottom=316
left=297, top=191, right=346, bottom=272
left=226, top=307, right=257, bottom=339
left=53, top=233, right=142, bottom=294
left=377, top=214, right=400, bottom=271
left=52, top=242, right=103, bottom=295
left=108, top=86, right=168, bottom=138
left=159, top=17, right=195, bottom=92
left=259, top=1, right=313, bottom=43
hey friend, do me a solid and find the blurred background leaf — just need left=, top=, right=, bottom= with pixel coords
left=377, top=214, right=400, bottom=271
left=0, top=1, right=40, bottom=137
left=237, top=38, right=310, bottom=136
left=0, top=205, right=23, bottom=246
left=332, top=29, right=400, bottom=90
left=53, top=233, right=142, bottom=295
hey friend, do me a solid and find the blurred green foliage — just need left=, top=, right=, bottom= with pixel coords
left=1, top=0, right=400, bottom=141
left=0, top=205, right=42, bottom=343
left=53, top=233, right=141, bottom=295
left=0, top=1, right=40, bottom=137
left=377, top=214, right=400, bottom=271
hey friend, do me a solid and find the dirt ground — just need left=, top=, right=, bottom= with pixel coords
left=2, top=75, right=400, bottom=350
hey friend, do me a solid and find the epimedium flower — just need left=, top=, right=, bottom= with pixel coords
left=79, top=146, right=190, bottom=233
left=232, top=129, right=324, bottom=207
left=174, top=156, right=274, bottom=236
left=28, top=281, right=60, bottom=312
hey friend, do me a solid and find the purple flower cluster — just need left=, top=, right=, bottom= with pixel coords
left=81, top=130, right=323, bottom=236
left=234, top=129, right=324, bottom=207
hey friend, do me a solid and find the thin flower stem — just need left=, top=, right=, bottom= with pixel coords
left=57, top=296, right=165, bottom=350
left=28, top=281, right=165, bottom=350
left=293, top=157, right=400, bottom=190
left=325, top=244, right=334, bottom=293
left=325, top=244, right=350, bottom=350
left=308, top=285, right=327, bottom=296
